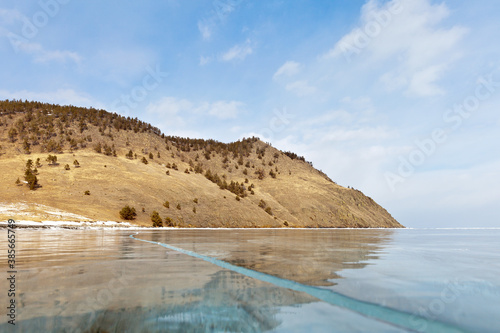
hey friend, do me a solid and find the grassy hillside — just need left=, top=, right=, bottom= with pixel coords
left=0, top=100, right=403, bottom=228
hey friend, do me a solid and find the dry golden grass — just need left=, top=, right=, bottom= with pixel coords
left=0, top=111, right=403, bottom=228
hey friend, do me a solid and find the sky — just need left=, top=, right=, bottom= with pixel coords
left=1, top=0, right=499, bottom=228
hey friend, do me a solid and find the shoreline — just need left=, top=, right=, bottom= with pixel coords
left=0, top=220, right=404, bottom=230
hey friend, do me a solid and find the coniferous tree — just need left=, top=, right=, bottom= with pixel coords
left=119, top=205, right=137, bottom=220
left=24, top=159, right=38, bottom=190
left=151, top=211, right=163, bottom=227
left=164, top=217, right=174, bottom=227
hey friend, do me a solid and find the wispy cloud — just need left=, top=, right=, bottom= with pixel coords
left=0, top=88, right=102, bottom=109
left=16, top=41, right=82, bottom=64
left=199, top=55, right=211, bottom=66
left=0, top=9, right=81, bottom=65
left=146, top=96, right=244, bottom=120
left=325, top=0, right=468, bottom=96
left=198, top=20, right=213, bottom=40
left=285, top=80, right=316, bottom=97
left=206, top=100, right=243, bottom=119
left=220, top=39, right=253, bottom=62
left=273, top=61, right=301, bottom=79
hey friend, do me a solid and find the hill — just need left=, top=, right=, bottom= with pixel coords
left=0, top=100, right=403, bottom=228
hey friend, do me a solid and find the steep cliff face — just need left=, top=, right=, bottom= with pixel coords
left=0, top=100, right=403, bottom=228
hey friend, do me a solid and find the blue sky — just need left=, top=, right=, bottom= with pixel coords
left=1, top=0, right=499, bottom=228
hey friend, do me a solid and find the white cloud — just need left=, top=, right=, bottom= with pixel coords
left=146, top=97, right=193, bottom=116
left=285, top=80, right=316, bottom=97
left=199, top=55, right=211, bottom=66
left=322, top=126, right=395, bottom=142
left=146, top=97, right=243, bottom=120
left=18, top=42, right=81, bottom=64
left=206, top=100, right=243, bottom=119
left=0, top=10, right=81, bottom=65
left=0, top=8, right=24, bottom=24
left=273, top=61, right=300, bottom=79
left=221, top=39, right=253, bottom=62
left=326, top=0, right=468, bottom=96
left=0, top=88, right=103, bottom=109
left=198, top=20, right=212, bottom=40
left=407, top=65, right=446, bottom=96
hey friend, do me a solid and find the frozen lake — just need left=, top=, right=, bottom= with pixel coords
left=1, top=228, right=499, bottom=332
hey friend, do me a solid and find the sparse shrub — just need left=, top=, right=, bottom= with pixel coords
left=151, top=211, right=163, bottom=227
left=73, top=159, right=80, bottom=167
left=236, top=195, right=240, bottom=201
left=120, top=206, right=137, bottom=220
left=255, top=168, right=265, bottom=180
left=193, top=207, right=196, bottom=213
left=265, top=207, right=272, bottom=215
left=94, top=142, right=102, bottom=153
left=149, top=152, right=154, bottom=159
left=283, top=221, right=289, bottom=227
left=243, top=168, right=248, bottom=175
left=184, top=168, right=190, bottom=174
left=46, top=154, right=57, bottom=165
left=166, top=170, right=170, bottom=175
left=84, top=190, right=90, bottom=195
left=126, top=150, right=134, bottom=159
left=141, top=157, right=148, bottom=164
left=269, top=170, right=276, bottom=178
left=164, top=217, right=174, bottom=227
left=15, top=178, right=21, bottom=185
left=176, top=203, right=181, bottom=210
left=163, top=201, right=170, bottom=209
left=64, top=164, right=70, bottom=170
left=8, top=127, right=18, bottom=142
left=193, top=198, right=198, bottom=204
left=258, top=200, right=266, bottom=208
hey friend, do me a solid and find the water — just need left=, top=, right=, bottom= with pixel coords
left=1, top=228, right=499, bottom=332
